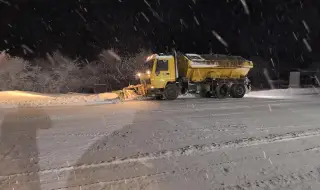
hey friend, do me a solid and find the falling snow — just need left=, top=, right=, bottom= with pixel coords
left=292, top=32, right=298, bottom=41
left=302, top=38, right=312, bottom=52
left=302, top=20, right=310, bottom=33
left=75, top=10, right=86, bottom=22
left=270, top=58, right=275, bottom=68
left=140, top=12, right=150, bottom=22
left=21, top=44, right=34, bottom=54
left=143, top=0, right=151, bottom=7
left=0, top=0, right=318, bottom=74
left=211, top=30, right=228, bottom=47
left=240, top=0, right=250, bottom=15
left=107, top=50, right=121, bottom=61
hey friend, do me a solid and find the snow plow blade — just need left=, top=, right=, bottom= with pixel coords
left=113, top=84, right=147, bottom=101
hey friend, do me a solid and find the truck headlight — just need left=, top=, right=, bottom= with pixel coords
left=136, top=72, right=141, bottom=77
left=146, top=70, right=151, bottom=75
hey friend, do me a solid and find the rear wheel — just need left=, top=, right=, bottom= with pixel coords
left=164, top=84, right=178, bottom=100
left=230, top=84, right=246, bottom=98
left=215, top=84, right=229, bottom=99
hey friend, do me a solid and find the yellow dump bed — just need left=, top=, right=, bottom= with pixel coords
left=177, top=54, right=253, bottom=82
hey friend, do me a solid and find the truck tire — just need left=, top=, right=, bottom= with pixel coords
left=155, top=95, right=163, bottom=100
left=164, top=84, right=178, bottom=100
left=199, top=89, right=210, bottom=98
left=215, top=84, right=229, bottom=99
left=230, top=84, right=246, bottom=98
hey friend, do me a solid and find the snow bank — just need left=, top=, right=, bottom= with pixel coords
left=246, top=87, right=320, bottom=99
left=178, top=93, right=196, bottom=99
left=0, top=91, right=119, bottom=108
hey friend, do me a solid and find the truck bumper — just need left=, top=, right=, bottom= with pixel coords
left=146, top=88, right=164, bottom=96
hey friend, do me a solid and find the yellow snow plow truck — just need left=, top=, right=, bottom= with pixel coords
left=120, top=52, right=253, bottom=100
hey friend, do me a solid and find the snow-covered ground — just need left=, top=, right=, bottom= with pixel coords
left=0, top=91, right=119, bottom=108
left=1, top=89, right=320, bottom=189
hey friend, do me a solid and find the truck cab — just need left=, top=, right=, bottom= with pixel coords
left=136, top=54, right=179, bottom=99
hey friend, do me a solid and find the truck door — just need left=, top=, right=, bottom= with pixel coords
left=153, top=59, right=171, bottom=88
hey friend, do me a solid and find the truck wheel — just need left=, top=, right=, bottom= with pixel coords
left=155, top=95, right=163, bottom=100
left=199, top=89, right=210, bottom=98
left=215, top=84, right=229, bottom=99
left=230, top=84, right=246, bottom=98
left=164, top=84, right=178, bottom=100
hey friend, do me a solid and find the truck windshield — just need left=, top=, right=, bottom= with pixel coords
left=144, top=59, right=154, bottom=71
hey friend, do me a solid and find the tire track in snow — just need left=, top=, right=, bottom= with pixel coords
left=2, top=127, right=320, bottom=180
left=220, top=168, right=320, bottom=190
left=54, top=171, right=169, bottom=190
left=52, top=146, right=320, bottom=190
left=0, top=99, right=317, bottom=123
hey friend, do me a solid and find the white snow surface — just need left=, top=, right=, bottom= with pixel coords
left=0, top=89, right=320, bottom=189
left=0, top=91, right=119, bottom=108
left=247, top=87, right=320, bottom=99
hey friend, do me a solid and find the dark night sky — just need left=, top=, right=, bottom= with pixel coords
left=1, top=0, right=320, bottom=69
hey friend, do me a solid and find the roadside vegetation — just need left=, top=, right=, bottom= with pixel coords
left=0, top=50, right=149, bottom=93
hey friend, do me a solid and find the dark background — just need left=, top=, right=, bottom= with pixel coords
left=1, top=0, right=320, bottom=71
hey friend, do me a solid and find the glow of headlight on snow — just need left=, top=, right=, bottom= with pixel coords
left=245, top=93, right=291, bottom=99
left=302, top=38, right=312, bottom=52
left=211, top=30, right=228, bottom=47
left=194, top=16, right=200, bottom=25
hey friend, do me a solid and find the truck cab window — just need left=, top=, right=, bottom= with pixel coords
left=156, top=60, right=169, bottom=72
left=145, top=60, right=154, bottom=71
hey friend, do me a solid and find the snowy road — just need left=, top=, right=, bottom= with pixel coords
left=1, top=95, right=320, bottom=190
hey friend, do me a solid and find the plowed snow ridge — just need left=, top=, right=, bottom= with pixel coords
left=1, top=127, right=320, bottom=179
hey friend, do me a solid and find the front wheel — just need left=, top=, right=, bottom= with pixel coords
left=230, top=84, right=246, bottom=98
left=164, top=84, right=179, bottom=100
